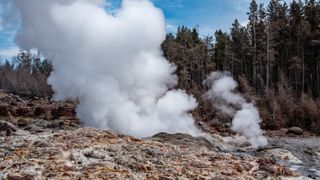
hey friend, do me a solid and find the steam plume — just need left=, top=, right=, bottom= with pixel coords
left=11, top=0, right=200, bottom=137
left=205, top=72, right=267, bottom=148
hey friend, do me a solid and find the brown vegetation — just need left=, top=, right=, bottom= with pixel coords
left=0, top=50, right=52, bottom=98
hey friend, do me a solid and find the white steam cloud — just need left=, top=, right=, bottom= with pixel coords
left=205, top=72, right=267, bottom=148
left=12, top=0, right=201, bottom=137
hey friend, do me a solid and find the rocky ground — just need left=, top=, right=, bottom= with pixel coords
left=0, top=90, right=319, bottom=179
left=267, top=136, right=320, bottom=179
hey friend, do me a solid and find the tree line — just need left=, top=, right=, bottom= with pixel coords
left=0, top=50, right=52, bottom=97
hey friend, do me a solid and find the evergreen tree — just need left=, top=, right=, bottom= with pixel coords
left=248, top=0, right=259, bottom=85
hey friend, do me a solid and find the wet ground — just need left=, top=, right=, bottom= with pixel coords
left=268, top=137, right=320, bottom=179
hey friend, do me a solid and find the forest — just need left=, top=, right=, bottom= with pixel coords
left=1, top=0, right=320, bottom=133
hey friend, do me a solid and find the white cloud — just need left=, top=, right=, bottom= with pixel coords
left=199, top=26, right=216, bottom=37
left=167, top=0, right=184, bottom=9
left=226, top=0, right=293, bottom=12
left=166, top=22, right=177, bottom=33
left=226, top=0, right=251, bottom=12
left=152, top=0, right=184, bottom=9
left=240, top=20, right=249, bottom=26
left=0, top=46, right=19, bottom=58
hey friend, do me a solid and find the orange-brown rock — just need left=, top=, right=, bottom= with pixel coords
left=34, top=106, right=52, bottom=116
left=51, top=106, right=76, bottom=118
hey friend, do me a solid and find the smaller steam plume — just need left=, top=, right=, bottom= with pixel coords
left=205, top=71, right=267, bottom=148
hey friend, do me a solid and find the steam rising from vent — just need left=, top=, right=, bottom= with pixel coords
left=205, top=72, right=267, bottom=148
left=12, top=0, right=201, bottom=137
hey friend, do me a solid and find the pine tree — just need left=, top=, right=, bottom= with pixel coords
left=230, top=19, right=251, bottom=78
left=289, top=0, right=305, bottom=92
left=248, top=0, right=259, bottom=86
left=214, top=30, right=232, bottom=71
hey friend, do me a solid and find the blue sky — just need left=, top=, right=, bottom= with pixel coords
left=153, top=0, right=250, bottom=35
left=0, top=0, right=287, bottom=59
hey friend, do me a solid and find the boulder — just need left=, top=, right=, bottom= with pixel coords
left=287, top=127, right=303, bottom=135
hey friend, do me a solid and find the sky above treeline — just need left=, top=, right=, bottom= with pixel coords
left=0, top=0, right=291, bottom=59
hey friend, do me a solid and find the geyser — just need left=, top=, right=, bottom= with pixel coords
left=11, top=0, right=200, bottom=137
left=205, top=72, right=267, bottom=148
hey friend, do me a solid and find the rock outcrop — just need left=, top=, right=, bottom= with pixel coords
left=0, top=90, right=78, bottom=122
